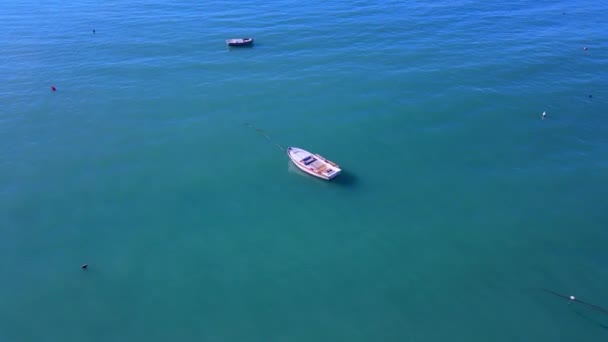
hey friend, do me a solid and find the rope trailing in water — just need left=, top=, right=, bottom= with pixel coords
left=542, top=288, right=608, bottom=315
left=243, top=123, right=285, bottom=152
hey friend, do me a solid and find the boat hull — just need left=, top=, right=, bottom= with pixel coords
left=226, top=38, right=254, bottom=46
left=287, top=147, right=341, bottom=180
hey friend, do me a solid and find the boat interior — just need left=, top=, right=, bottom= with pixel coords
left=301, top=155, right=316, bottom=165
left=301, top=155, right=328, bottom=172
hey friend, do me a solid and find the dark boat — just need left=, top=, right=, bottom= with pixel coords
left=226, top=38, right=254, bottom=47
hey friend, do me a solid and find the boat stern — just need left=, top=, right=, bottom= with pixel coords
left=324, top=166, right=342, bottom=180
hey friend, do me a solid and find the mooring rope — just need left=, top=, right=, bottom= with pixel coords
left=243, top=123, right=285, bottom=152
left=542, top=288, right=608, bottom=315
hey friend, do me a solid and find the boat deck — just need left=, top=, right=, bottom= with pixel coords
left=287, top=147, right=341, bottom=180
left=301, top=156, right=327, bottom=172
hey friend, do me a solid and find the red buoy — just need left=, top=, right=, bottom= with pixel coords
left=51, top=86, right=56, bottom=91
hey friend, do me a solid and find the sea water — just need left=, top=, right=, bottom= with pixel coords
left=1, top=1, right=607, bottom=341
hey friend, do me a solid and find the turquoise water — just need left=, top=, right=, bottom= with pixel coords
left=1, top=0, right=608, bottom=340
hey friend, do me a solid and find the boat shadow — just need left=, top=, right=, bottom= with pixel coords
left=331, top=170, right=358, bottom=187
left=227, top=44, right=256, bottom=50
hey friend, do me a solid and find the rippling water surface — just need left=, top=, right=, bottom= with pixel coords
left=1, top=1, right=607, bottom=341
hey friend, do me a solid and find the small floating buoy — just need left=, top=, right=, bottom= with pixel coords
left=93, top=29, right=95, bottom=34
left=583, top=47, right=589, bottom=51
left=589, top=94, right=593, bottom=98
left=541, top=111, right=546, bottom=120
left=51, top=86, right=56, bottom=92
left=81, top=263, right=88, bottom=269
left=542, top=289, right=608, bottom=314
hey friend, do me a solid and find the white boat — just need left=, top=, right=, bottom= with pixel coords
left=287, top=147, right=341, bottom=180
left=226, top=38, right=254, bottom=46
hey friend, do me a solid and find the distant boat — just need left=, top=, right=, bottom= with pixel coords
left=287, top=147, right=341, bottom=180
left=226, top=38, right=254, bottom=47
